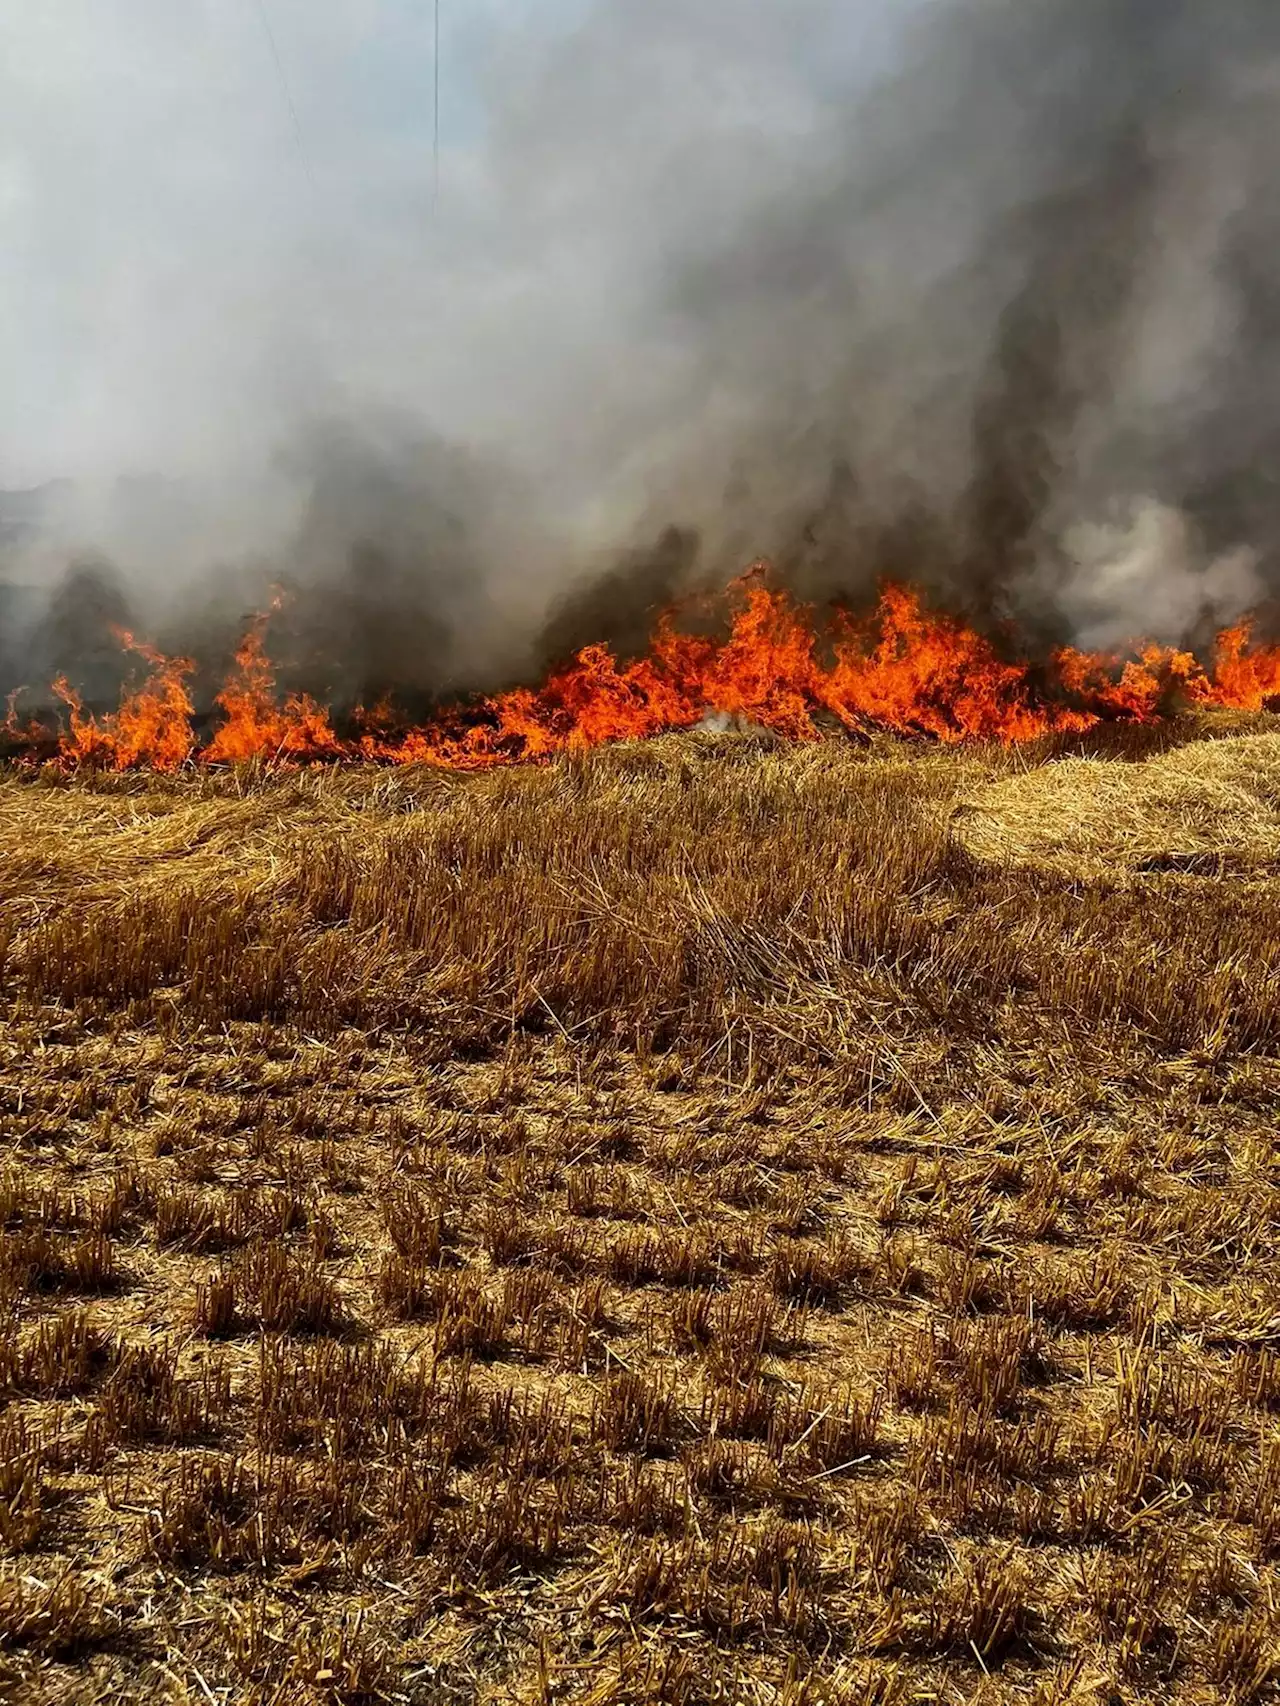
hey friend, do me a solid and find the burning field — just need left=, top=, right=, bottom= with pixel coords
left=9, top=0, right=1280, bottom=1694
left=5, top=573, right=1280, bottom=772
left=3, top=689, right=1280, bottom=1704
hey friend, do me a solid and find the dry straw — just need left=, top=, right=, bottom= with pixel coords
left=953, top=731, right=1280, bottom=881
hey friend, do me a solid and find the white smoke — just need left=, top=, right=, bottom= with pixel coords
left=3, top=0, right=1280, bottom=699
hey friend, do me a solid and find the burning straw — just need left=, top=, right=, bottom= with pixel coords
left=7, top=571, right=1280, bottom=773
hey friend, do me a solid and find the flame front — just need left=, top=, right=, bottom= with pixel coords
left=32, top=571, right=1280, bottom=771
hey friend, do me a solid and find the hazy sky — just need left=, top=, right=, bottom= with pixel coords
left=0, top=4, right=841, bottom=483
left=0, top=2, right=905, bottom=493
left=1, top=2, right=519, bottom=482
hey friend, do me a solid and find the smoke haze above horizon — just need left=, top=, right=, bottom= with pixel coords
left=3, top=0, right=1280, bottom=704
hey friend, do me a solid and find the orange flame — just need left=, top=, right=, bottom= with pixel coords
left=53, top=629, right=197, bottom=770
left=825, top=584, right=1089, bottom=743
left=1197, top=620, right=1280, bottom=712
left=38, top=570, right=1280, bottom=772
left=2, top=688, right=44, bottom=748
left=201, top=610, right=341, bottom=764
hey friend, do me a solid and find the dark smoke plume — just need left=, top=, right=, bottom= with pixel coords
left=629, top=0, right=1280, bottom=651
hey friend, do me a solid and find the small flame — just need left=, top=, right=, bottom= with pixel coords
left=1, top=686, right=48, bottom=750
left=201, top=610, right=341, bottom=764
left=1198, top=621, right=1280, bottom=712
left=34, top=569, right=1280, bottom=772
left=52, top=628, right=197, bottom=770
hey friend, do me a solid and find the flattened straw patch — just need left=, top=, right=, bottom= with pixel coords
left=952, top=733, right=1280, bottom=881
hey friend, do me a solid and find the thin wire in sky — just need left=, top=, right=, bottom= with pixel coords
left=252, top=0, right=314, bottom=187
left=433, top=0, right=441, bottom=211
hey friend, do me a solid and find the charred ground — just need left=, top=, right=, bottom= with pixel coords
left=2, top=720, right=1280, bottom=1704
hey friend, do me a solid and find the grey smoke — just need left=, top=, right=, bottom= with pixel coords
left=633, top=0, right=1280, bottom=646
left=1058, top=503, right=1260, bottom=653
left=3, top=0, right=1280, bottom=709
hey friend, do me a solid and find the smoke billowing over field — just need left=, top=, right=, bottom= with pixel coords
left=4, top=0, right=1280, bottom=719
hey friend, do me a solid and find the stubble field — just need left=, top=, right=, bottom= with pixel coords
left=2, top=716, right=1280, bottom=1705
